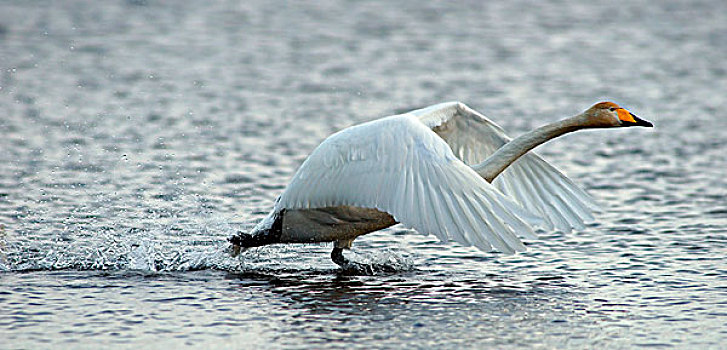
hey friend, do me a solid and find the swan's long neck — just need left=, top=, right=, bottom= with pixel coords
left=473, top=114, right=585, bottom=183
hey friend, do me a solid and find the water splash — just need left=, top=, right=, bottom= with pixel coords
left=344, top=247, right=415, bottom=273
left=0, top=212, right=247, bottom=273
left=0, top=214, right=416, bottom=274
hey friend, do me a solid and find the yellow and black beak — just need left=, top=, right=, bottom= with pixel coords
left=617, top=108, right=653, bottom=127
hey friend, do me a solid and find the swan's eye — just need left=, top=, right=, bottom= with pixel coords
left=609, top=107, right=616, bottom=111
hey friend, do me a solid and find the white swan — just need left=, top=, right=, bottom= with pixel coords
left=229, top=101, right=652, bottom=268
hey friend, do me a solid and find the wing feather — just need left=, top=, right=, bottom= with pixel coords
left=458, top=194, right=498, bottom=253
left=476, top=195, right=526, bottom=252
left=482, top=192, right=538, bottom=240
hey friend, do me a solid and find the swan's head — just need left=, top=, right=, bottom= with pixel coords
left=584, top=102, right=653, bottom=128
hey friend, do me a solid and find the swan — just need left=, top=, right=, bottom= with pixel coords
left=229, top=101, right=652, bottom=269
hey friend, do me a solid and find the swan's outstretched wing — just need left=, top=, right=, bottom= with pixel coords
left=412, top=102, right=599, bottom=233
left=277, top=115, right=543, bottom=253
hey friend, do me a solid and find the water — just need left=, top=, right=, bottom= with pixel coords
left=1, top=0, right=726, bottom=348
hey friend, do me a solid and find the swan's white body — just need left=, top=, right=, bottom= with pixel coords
left=249, top=102, right=601, bottom=254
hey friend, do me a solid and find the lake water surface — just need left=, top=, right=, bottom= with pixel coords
left=1, top=1, right=726, bottom=349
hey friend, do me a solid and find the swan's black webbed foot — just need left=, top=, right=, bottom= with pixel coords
left=228, top=235, right=241, bottom=257
left=228, top=226, right=283, bottom=257
left=330, top=247, right=398, bottom=275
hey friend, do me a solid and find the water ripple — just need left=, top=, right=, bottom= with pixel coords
left=1, top=0, right=726, bottom=349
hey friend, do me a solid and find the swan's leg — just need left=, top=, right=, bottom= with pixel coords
left=330, top=246, right=399, bottom=274
left=330, top=238, right=355, bottom=266
left=330, top=247, right=371, bottom=273
left=331, top=247, right=348, bottom=267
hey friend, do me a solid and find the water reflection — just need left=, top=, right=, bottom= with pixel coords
left=223, top=269, right=593, bottom=348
